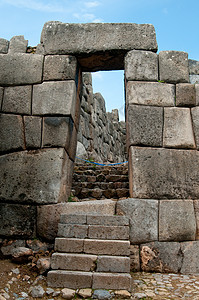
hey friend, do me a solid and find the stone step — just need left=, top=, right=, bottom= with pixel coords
left=55, top=238, right=130, bottom=256
left=72, top=181, right=129, bottom=189
left=47, top=270, right=132, bottom=291
left=58, top=224, right=129, bottom=240
left=73, top=174, right=128, bottom=183
left=51, top=253, right=130, bottom=273
left=73, top=187, right=129, bottom=199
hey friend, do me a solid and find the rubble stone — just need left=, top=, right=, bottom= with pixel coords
left=176, top=83, right=196, bottom=106
left=0, top=38, right=9, bottom=53
left=61, top=288, right=75, bottom=299
left=9, top=35, right=28, bottom=53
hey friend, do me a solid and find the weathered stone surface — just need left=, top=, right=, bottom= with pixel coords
left=92, top=273, right=132, bottom=291
left=41, top=22, right=158, bottom=71
left=159, top=200, right=196, bottom=242
left=12, top=246, right=33, bottom=262
left=58, top=224, right=88, bottom=238
left=0, top=203, right=36, bottom=237
left=24, top=116, right=42, bottom=148
left=1, top=240, right=25, bottom=256
left=189, top=59, right=199, bottom=75
left=0, top=38, right=9, bottom=53
left=196, top=84, right=199, bottom=105
left=129, top=146, right=199, bottom=199
left=190, top=75, right=199, bottom=84
left=36, top=257, right=51, bottom=274
left=76, top=141, right=88, bottom=159
left=84, top=239, right=130, bottom=256
left=117, top=198, right=158, bottom=243
left=47, top=270, right=92, bottom=288
left=88, top=225, right=129, bottom=240
left=126, top=81, right=175, bottom=106
left=87, top=215, right=129, bottom=226
left=61, top=288, right=75, bottom=300
left=125, top=50, right=158, bottom=81
left=37, top=200, right=115, bottom=240
left=191, top=107, right=199, bottom=149
left=78, top=288, right=92, bottom=298
left=114, top=290, right=131, bottom=299
left=180, top=241, right=199, bottom=274
left=163, top=107, right=195, bottom=148
left=55, top=238, right=84, bottom=253
left=97, top=256, right=130, bottom=273
left=32, top=81, right=76, bottom=120
left=51, top=253, right=97, bottom=271
left=9, top=35, right=28, bottom=53
left=0, top=87, right=3, bottom=107
left=127, top=104, right=163, bottom=147
left=130, top=245, right=140, bottom=271
left=193, top=200, right=199, bottom=240
left=140, top=242, right=182, bottom=273
left=31, top=285, right=45, bottom=298
left=0, top=54, right=43, bottom=85
left=176, top=83, right=196, bottom=106
left=0, top=114, right=25, bottom=152
left=159, top=51, right=189, bottom=83
left=0, top=148, right=69, bottom=204
left=43, top=55, right=77, bottom=81
left=2, top=85, right=32, bottom=114
left=60, top=214, right=87, bottom=224
left=92, top=290, right=112, bottom=299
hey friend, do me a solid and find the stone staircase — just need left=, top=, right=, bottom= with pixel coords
left=72, top=163, right=129, bottom=200
left=47, top=214, right=132, bottom=291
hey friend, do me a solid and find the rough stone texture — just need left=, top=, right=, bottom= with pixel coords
left=196, top=84, right=199, bottom=105
left=60, top=214, right=87, bottom=224
left=193, top=200, right=199, bottom=240
left=87, top=215, right=129, bottom=226
left=114, top=290, right=131, bottom=299
left=0, top=54, right=43, bottom=85
left=37, top=200, right=115, bottom=240
left=43, top=55, right=77, bottom=81
left=163, top=107, right=196, bottom=149
left=176, top=83, right=196, bottom=107
left=88, top=225, right=129, bottom=240
left=1, top=240, right=26, bottom=256
left=9, top=36, right=28, bottom=53
left=130, top=245, right=140, bottom=271
left=24, top=116, right=42, bottom=148
left=0, top=87, right=3, bottom=108
left=159, top=200, right=196, bottom=242
left=140, top=242, right=182, bottom=273
left=127, top=104, right=163, bottom=147
left=58, top=224, right=88, bottom=239
left=0, top=38, right=9, bottom=53
left=92, top=273, right=132, bottom=291
left=76, top=141, right=87, bottom=159
left=32, top=81, right=76, bottom=120
left=125, top=50, right=158, bottom=81
left=55, top=238, right=84, bottom=253
left=0, top=148, right=70, bottom=204
left=61, top=288, right=75, bottom=300
left=181, top=241, right=199, bottom=274
left=78, top=289, right=92, bottom=298
left=2, top=85, right=32, bottom=114
left=41, top=22, right=158, bottom=71
left=47, top=270, right=92, bottom=288
left=129, top=146, right=199, bottom=199
left=0, top=114, right=25, bottom=153
left=189, top=59, right=199, bottom=75
left=31, top=285, right=45, bottom=298
left=51, top=253, right=97, bottom=271
left=93, top=290, right=112, bottom=299
left=191, top=107, right=199, bottom=149
left=84, top=239, right=130, bottom=256
left=96, top=256, right=130, bottom=273
left=126, top=81, right=175, bottom=107
left=159, top=51, right=189, bottom=83
left=190, top=75, right=199, bottom=84
left=0, top=203, right=36, bottom=237
left=117, top=198, right=158, bottom=243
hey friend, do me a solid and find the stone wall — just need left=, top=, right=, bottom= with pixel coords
left=77, top=72, right=126, bottom=163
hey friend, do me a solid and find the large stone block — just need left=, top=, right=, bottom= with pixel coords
left=92, top=273, right=132, bottom=291
left=196, top=84, right=199, bottom=105
left=140, top=242, right=182, bottom=273
left=8, top=35, right=28, bottom=53
left=86, top=215, right=129, bottom=226
left=37, top=200, right=115, bottom=240
left=51, top=253, right=97, bottom=271
left=176, top=83, right=196, bottom=107
left=0, top=54, right=43, bottom=85
left=0, top=203, right=36, bottom=237
left=84, top=239, right=130, bottom=256
left=0, top=114, right=25, bottom=153
left=125, top=50, right=158, bottom=81
left=43, top=55, right=77, bottom=81
left=24, top=116, right=42, bottom=149
left=180, top=241, right=199, bottom=274
left=58, top=224, right=88, bottom=239
left=88, top=225, right=129, bottom=240
left=163, top=107, right=195, bottom=149
left=97, top=256, right=130, bottom=273
left=159, top=200, right=196, bottom=241
left=117, top=198, right=158, bottom=243
left=193, top=200, right=199, bottom=240
left=32, top=81, right=76, bottom=120
left=129, top=146, right=199, bottom=199
left=191, top=107, right=199, bottom=149
left=48, top=270, right=92, bottom=288
left=189, top=59, right=199, bottom=75
left=159, top=51, right=189, bottom=83
left=2, top=85, right=32, bottom=114
left=55, top=238, right=84, bottom=253
left=126, top=81, right=175, bottom=107
left=41, top=22, right=158, bottom=71
left=60, top=214, right=87, bottom=224
left=127, top=104, right=163, bottom=148
left=0, top=38, right=9, bottom=53
left=0, top=148, right=70, bottom=204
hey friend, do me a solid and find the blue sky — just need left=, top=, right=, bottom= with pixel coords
left=0, top=0, right=198, bottom=120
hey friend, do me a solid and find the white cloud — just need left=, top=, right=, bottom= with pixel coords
left=92, top=72, right=103, bottom=80
left=84, top=1, right=100, bottom=8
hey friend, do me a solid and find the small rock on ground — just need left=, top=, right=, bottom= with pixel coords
left=61, top=288, right=76, bottom=299
left=93, top=289, right=112, bottom=299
